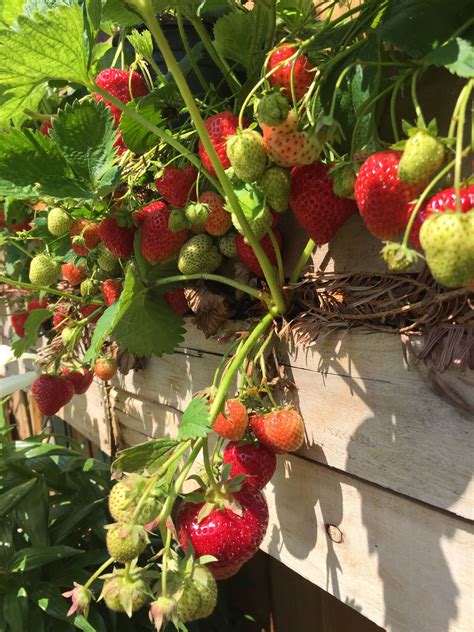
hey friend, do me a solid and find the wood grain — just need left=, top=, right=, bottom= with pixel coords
left=261, top=454, right=473, bottom=632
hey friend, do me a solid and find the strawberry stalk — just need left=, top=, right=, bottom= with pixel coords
left=176, top=10, right=210, bottom=94
left=0, top=274, right=102, bottom=305
left=150, top=273, right=271, bottom=306
left=453, top=80, right=473, bottom=211
left=289, top=238, right=316, bottom=285
left=133, top=4, right=286, bottom=314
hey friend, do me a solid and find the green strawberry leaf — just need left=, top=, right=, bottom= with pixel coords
left=51, top=100, right=120, bottom=193
left=112, top=438, right=180, bottom=476
left=378, top=0, right=473, bottom=58
left=0, top=2, right=90, bottom=126
left=102, top=0, right=142, bottom=26
left=127, top=28, right=154, bottom=61
left=178, top=397, right=212, bottom=441
left=120, top=94, right=165, bottom=154
left=226, top=171, right=267, bottom=224
left=83, top=266, right=137, bottom=364
left=113, top=288, right=185, bottom=358
left=425, top=36, right=474, bottom=78
left=12, top=308, right=52, bottom=358
left=0, top=129, right=92, bottom=199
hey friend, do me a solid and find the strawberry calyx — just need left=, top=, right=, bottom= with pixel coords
left=381, top=241, right=423, bottom=272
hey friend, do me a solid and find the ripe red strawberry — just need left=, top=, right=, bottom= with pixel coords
left=80, top=304, right=102, bottom=323
left=290, top=161, right=356, bottom=244
left=223, top=441, right=276, bottom=489
left=164, top=288, right=188, bottom=316
left=354, top=150, right=426, bottom=240
left=114, top=131, right=127, bottom=156
left=133, top=200, right=168, bottom=227
left=102, top=279, right=122, bottom=306
left=98, top=217, right=135, bottom=259
left=177, top=486, right=269, bottom=576
left=10, top=220, right=32, bottom=233
left=11, top=311, right=28, bottom=337
left=52, top=305, right=69, bottom=331
left=200, top=192, right=232, bottom=236
left=94, top=68, right=148, bottom=125
left=199, top=112, right=240, bottom=176
left=236, top=229, right=282, bottom=278
left=61, top=262, right=87, bottom=286
left=213, top=400, right=248, bottom=441
left=94, top=357, right=117, bottom=381
left=268, top=45, right=314, bottom=101
left=262, top=111, right=320, bottom=168
left=40, top=118, right=52, bottom=136
left=27, top=297, right=48, bottom=312
left=210, top=560, right=244, bottom=580
left=31, top=375, right=74, bottom=415
left=61, top=368, right=93, bottom=394
left=249, top=409, right=304, bottom=454
left=155, top=165, right=197, bottom=207
left=141, top=207, right=188, bottom=264
left=70, top=219, right=100, bottom=256
left=409, top=184, right=474, bottom=249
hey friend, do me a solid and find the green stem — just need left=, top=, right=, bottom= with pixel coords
left=136, top=8, right=286, bottom=315
left=157, top=439, right=192, bottom=475
left=410, top=68, right=425, bottom=127
left=202, top=438, right=220, bottom=494
left=161, top=527, right=172, bottom=596
left=453, top=80, right=473, bottom=210
left=208, top=313, right=273, bottom=420
left=390, top=73, right=408, bottom=143
left=189, top=16, right=241, bottom=93
left=177, top=11, right=210, bottom=94
left=289, top=239, right=315, bottom=285
left=0, top=275, right=102, bottom=305
left=268, top=229, right=285, bottom=286
left=90, top=84, right=224, bottom=195
left=84, top=557, right=114, bottom=589
left=151, top=273, right=266, bottom=302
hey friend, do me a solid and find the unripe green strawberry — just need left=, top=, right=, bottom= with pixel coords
left=398, top=131, right=445, bottom=184
left=176, top=582, right=201, bottom=622
left=108, top=477, right=163, bottom=525
left=97, top=242, right=118, bottom=272
left=106, top=523, right=148, bottom=563
left=61, top=326, right=77, bottom=347
left=232, top=206, right=272, bottom=241
left=218, top=232, right=237, bottom=258
left=419, top=210, right=474, bottom=287
left=192, top=565, right=218, bottom=619
left=80, top=279, right=96, bottom=297
left=178, top=235, right=222, bottom=274
left=227, top=130, right=267, bottom=183
left=259, top=167, right=291, bottom=212
left=256, top=92, right=290, bottom=126
left=100, top=568, right=149, bottom=617
left=169, top=208, right=190, bottom=232
left=332, top=165, right=356, bottom=199
left=29, top=254, right=60, bottom=287
left=47, top=207, right=72, bottom=236
left=185, top=202, right=210, bottom=225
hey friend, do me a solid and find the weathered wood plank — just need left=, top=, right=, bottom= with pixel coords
left=262, top=454, right=473, bottom=632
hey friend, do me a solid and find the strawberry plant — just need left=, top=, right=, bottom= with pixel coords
left=0, top=0, right=472, bottom=629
